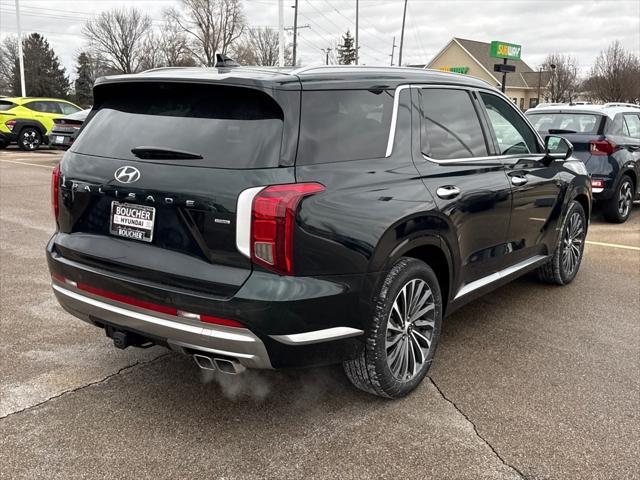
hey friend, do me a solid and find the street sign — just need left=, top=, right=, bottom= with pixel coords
left=494, top=63, right=516, bottom=73
left=490, top=41, right=522, bottom=61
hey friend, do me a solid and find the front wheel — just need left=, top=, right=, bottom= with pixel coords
left=537, top=200, right=586, bottom=285
left=17, top=127, right=42, bottom=151
left=344, top=258, right=442, bottom=398
left=603, top=175, right=634, bottom=223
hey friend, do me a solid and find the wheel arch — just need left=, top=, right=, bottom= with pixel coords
left=13, top=119, right=47, bottom=136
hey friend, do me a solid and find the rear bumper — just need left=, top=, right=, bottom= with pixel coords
left=47, top=236, right=371, bottom=369
left=0, top=131, right=16, bottom=144
left=48, top=132, right=74, bottom=149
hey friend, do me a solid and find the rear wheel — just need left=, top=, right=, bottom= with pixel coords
left=537, top=200, right=586, bottom=285
left=17, top=127, right=42, bottom=151
left=344, top=257, right=442, bottom=398
left=603, top=175, right=634, bottom=223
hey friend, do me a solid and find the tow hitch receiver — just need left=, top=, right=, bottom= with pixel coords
left=106, top=326, right=153, bottom=350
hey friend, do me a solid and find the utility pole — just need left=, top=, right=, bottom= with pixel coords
left=398, top=0, right=408, bottom=67
left=292, top=0, right=299, bottom=67
left=537, top=66, right=542, bottom=106
left=355, top=0, right=359, bottom=65
left=278, top=0, right=285, bottom=67
left=322, top=48, right=332, bottom=65
left=390, top=36, right=397, bottom=66
left=15, top=0, right=26, bottom=96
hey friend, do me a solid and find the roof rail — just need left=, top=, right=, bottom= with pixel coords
left=141, top=66, right=190, bottom=74
left=603, top=102, right=640, bottom=109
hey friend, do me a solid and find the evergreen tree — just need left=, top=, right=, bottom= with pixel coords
left=11, top=33, right=69, bottom=97
left=337, top=30, right=357, bottom=65
left=75, top=52, right=94, bottom=106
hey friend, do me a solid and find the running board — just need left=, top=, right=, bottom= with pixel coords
left=454, top=255, right=548, bottom=300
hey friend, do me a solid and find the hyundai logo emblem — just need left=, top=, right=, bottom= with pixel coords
left=114, top=166, right=141, bottom=184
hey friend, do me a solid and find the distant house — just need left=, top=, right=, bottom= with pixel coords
left=426, top=37, right=552, bottom=110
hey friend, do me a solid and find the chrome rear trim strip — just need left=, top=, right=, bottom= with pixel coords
left=270, top=327, right=364, bottom=345
left=236, top=186, right=265, bottom=258
left=53, top=284, right=255, bottom=343
left=454, top=254, right=548, bottom=300
left=592, top=187, right=604, bottom=194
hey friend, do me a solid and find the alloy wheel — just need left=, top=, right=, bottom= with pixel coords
left=618, top=181, right=633, bottom=218
left=386, top=278, right=436, bottom=381
left=561, top=211, right=584, bottom=276
left=22, top=130, right=40, bottom=150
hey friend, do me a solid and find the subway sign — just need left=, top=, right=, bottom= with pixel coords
left=437, top=66, right=469, bottom=74
left=490, top=41, right=521, bottom=60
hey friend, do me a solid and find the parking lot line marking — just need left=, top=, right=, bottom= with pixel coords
left=586, top=240, right=640, bottom=251
left=0, top=159, right=55, bottom=169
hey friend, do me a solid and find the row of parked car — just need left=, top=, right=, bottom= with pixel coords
left=0, top=96, right=89, bottom=151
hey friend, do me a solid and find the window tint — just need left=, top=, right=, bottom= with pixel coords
left=420, top=88, right=487, bottom=160
left=623, top=114, right=640, bottom=139
left=72, top=82, right=284, bottom=169
left=0, top=100, right=16, bottom=111
left=526, top=113, right=601, bottom=134
left=480, top=92, right=539, bottom=155
left=59, top=102, right=81, bottom=115
left=297, top=89, right=394, bottom=164
left=25, top=101, right=62, bottom=114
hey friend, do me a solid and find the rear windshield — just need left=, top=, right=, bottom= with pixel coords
left=527, top=112, right=602, bottom=134
left=72, top=82, right=284, bottom=169
left=297, top=89, right=395, bottom=164
left=0, top=100, right=16, bottom=111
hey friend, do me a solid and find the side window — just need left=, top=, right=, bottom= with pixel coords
left=623, top=114, right=640, bottom=139
left=25, top=101, right=46, bottom=112
left=45, top=101, right=63, bottom=114
left=479, top=92, right=539, bottom=155
left=420, top=88, right=487, bottom=160
left=59, top=102, right=81, bottom=115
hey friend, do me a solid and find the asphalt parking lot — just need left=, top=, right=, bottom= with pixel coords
left=1, top=147, right=638, bottom=480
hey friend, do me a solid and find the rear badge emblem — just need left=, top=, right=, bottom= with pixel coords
left=114, top=166, right=141, bottom=184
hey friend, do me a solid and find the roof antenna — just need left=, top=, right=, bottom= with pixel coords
left=215, top=53, right=240, bottom=68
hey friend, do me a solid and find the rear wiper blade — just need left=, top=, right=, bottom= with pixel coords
left=548, top=129, right=577, bottom=134
left=131, top=146, right=203, bottom=160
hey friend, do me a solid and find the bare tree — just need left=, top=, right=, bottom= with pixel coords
left=160, top=16, right=196, bottom=67
left=166, top=0, right=246, bottom=66
left=586, top=41, right=640, bottom=103
left=233, top=27, right=291, bottom=66
left=542, top=53, right=579, bottom=103
left=0, top=36, right=18, bottom=95
left=83, top=8, right=152, bottom=74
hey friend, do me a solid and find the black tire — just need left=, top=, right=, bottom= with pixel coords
left=0, top=139, right=8, bottom=149
left=17, top=127, right=42, bottom=151
left=537, top=200, right=586, bottom=285
left=344, top=257, right=443, bottom=398
left=603, top=175, right=634, bottom=223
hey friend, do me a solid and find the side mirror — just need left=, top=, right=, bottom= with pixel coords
left=545, top=135, right=574, bottom=160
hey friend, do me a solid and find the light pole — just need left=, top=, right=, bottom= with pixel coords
left=355, top=0, right=359, bottom=65
left=398, top=0, right=408, bottom=67
left=292, top=0, right=299, bottom=67
left=15, top=0, right=26, bottom=96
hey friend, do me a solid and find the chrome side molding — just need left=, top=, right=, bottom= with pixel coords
left=454, top=255, right=548, bottom=300
left=270, top=326, right=364, bottom=345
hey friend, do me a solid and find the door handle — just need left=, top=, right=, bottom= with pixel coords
left=511, top=175, right=528, bottom=186
left=436, top=186, right=461, bottom=199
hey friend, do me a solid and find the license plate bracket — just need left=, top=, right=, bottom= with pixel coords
left=109, top=202, right=155, bottom=243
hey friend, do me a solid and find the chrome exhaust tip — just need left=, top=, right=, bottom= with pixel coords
left=214, top=358, right=246, bottom=375
left=192, top=353, right=216, bottom=371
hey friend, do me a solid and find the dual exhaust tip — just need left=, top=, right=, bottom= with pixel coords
left=192, top=353, right=246, bottom=375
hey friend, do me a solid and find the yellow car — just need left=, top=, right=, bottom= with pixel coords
left=0, top=97, right=82, bottom=150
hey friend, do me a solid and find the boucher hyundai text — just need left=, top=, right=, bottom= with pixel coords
left=47, top=66, right=591, bottom=398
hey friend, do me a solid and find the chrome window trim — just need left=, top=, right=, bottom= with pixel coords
left=270, top=326, right=364, bottom=345
left=421, top=151, right=546, bottom=165
left=385, top=84, right=412, bottom=157
left=454, top=254, right=547, bottom=300
left=236, top=186, right=265, bottom=258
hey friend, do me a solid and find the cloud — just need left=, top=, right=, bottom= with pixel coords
left=1, top=0, right=638, bottom=78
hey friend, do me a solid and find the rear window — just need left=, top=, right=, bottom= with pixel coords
left=0, top=100, right=16, bottom=111
left=72, top=82, right=284, bottom=169
left=527, top=112, right=601, bottom=134
left=297, top=89, right=394, bottom=164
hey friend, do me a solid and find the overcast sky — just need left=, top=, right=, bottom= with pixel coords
left=1, top=0, right=638, bottom=80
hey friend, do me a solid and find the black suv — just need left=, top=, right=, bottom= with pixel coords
left=47, top=66, right=591, bottom=398
left=526, top=103, right=640, bottom=223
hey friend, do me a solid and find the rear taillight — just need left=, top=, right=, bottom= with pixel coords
left=590, top=140, right=615, bottom=156
left=5, top=119, right=16, bottom=131
left=250, top=183, right=325, bottom=275
left=591, top=179, right=605, bottom=189
left=51, top=163, right=61, bottom=220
